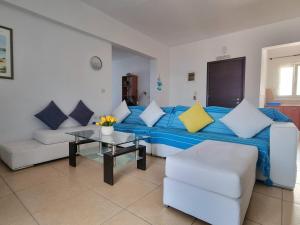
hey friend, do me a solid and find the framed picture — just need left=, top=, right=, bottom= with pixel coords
left=0, top=26, right=13, bottom=80
left=188, top=72, right=195, bottom=81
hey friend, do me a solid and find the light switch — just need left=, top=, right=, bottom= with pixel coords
left=193, top=91, right=197, bottom=100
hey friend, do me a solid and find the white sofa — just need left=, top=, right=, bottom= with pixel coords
left=164, top=140, right=258, bottom=225
left=0, top=125, right=100, bottom=170
left=0, top=122, right=297, bottom=189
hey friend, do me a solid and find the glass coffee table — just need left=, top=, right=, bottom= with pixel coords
left=67, top=129, right=149, bottom=185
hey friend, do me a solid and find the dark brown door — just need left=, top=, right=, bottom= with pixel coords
left=207, top=57, right=245, bottom=108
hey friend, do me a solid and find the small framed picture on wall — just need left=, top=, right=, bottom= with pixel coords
left=0, top=26, right=13, bottom=80
left=188, top=72, right=195, bottom=81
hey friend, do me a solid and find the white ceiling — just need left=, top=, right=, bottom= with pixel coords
left=82, top=0, right=300, bottom=46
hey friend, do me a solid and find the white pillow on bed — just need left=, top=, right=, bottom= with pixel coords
left=220, top=99, right=273, bottom=138
left=112, top=100, right=131, bottom=123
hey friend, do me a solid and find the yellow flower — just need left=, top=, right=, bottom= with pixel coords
left=100, top=116, right=106, bottom=123
left=95, top=122, right=100, bottom=126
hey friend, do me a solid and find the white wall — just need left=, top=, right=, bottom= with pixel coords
left=0, top=0, right=171, bottom=143
left=3, top=0, right=170, bottom=106
left=170, top=17, right=300, bottom=107
left=112, top=55, right=150, bottom=108
left=0, top=4, right=112, bottom=142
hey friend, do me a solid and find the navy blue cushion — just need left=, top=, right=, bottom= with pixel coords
left=69, top=100, right=94, bottom=126
left=35, top=101, right=68, bottom=130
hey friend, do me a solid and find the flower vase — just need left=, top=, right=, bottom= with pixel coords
left=101, top=126, right=114, bottom=135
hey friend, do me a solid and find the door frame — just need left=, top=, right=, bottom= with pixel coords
left=206, top=57, right=246, bottom=107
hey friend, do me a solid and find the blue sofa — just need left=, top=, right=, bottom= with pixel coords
left=114, top=105, right=292, bottom=185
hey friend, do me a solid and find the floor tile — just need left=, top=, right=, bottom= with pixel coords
left=91, top=175, right=158, bottom=208
left=282, top=201, right=300, bottom=225
left=246, top=192, right=281, bottom=225
left=243, top=220, right=260, bottom=225
left=33, top=190, right=121, bottom=225
left=253, top=182, right=282, bottom=199
left=0, top=177, right=12, bottom=198
left=0, top=160, right=14, bottom=177
left=283, top=184, right=300, bottom=204
left=0, top=194, right=37, bottom=225
left=118, top=159, right=165, bottom=185
left=192, top=216, right=261, bottom=225
left=53, top=156, right=159, bottom=208
left=51, top=156, right=101, bottom=173
left=102, top=210, right=150, bottom=225
left=51, top=157, right=103, bottom=183
left=192, top=219, right=210, bottom=224
left=16, top=175, right=84, bottom=213
left=4, top=164, right=63, bottom=192
left=147, top=155, right=166, bottom=167
left=128, top=187, right=195, bottom=225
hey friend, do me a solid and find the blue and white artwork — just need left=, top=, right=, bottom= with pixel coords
left=0, top=26, right=13, bottom=79
left=156, top=77, right=162, bottom=91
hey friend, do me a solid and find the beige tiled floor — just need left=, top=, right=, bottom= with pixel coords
left=0, top=154, right=299, bottom=225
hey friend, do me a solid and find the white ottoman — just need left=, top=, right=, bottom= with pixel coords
left=163, top=140, right=258, bottom=225
left=0, top=140, right=69, bottom=170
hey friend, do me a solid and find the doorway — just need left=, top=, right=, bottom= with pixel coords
left=259, top=41, right=300, bottom=129
left=112, top=46, right=151, bottom=108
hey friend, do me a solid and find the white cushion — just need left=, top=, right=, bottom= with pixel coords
left=220, top=99, right=273, bottom=138
left=33, top=129, right=73, bottom=145
left=0, top=139, right=100, bottom=170
left=165, top=140, right=258, bottom=199
left=0, top=140, right=68, bottom=170
left=112, top=100, right=131, bottom=123
left=33, top=125, right=100, bottom=145
left=140, top=101, right=165, bottom=127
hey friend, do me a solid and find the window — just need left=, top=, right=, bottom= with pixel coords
left=277, top=64, right=300, bottom=98
left=297, top=65, right=300, bottom=95
left=278, top=67, right=293, bottom=96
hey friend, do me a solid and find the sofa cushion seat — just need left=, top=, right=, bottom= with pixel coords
left=165, top=140, right=258, bottom=199
left=114, top=124, right=270, bottom=176
left=149, top=127, right=269, bottom=153
left=33, top=125, right=100, bottom=145
left=113, top=123, right=152, bottom=136
left=0, top=140, right=69, bottom=170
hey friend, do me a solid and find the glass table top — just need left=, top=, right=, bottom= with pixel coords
left=66, top=129, right=149, bottom=146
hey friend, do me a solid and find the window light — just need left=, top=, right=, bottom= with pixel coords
left=278, top=67, right=293, bottom=96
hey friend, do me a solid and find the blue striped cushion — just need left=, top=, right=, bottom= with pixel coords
left=113, top=123, right=151, bottom=135
left=115, top=106, right=291, bottom=183
left=122, top=106, right=146, bottom=125
left=259, top=108, right=291, bottom=122
left=148, top=127, right=270, bottom=178
left=204, top=106, right=291, bottom=140
left=202, top=111, right=236, bottom=136
left=168, top=106, right=189, bottom=129
left=154, top=107, right=175, bottom=128
left=167, top=106, right=291, bottom=140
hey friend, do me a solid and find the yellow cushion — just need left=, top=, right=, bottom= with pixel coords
left=179, top=103, right=214, bottom=133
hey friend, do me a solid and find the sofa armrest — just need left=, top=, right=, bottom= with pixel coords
left=270, top=122, right=298, bottom=189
